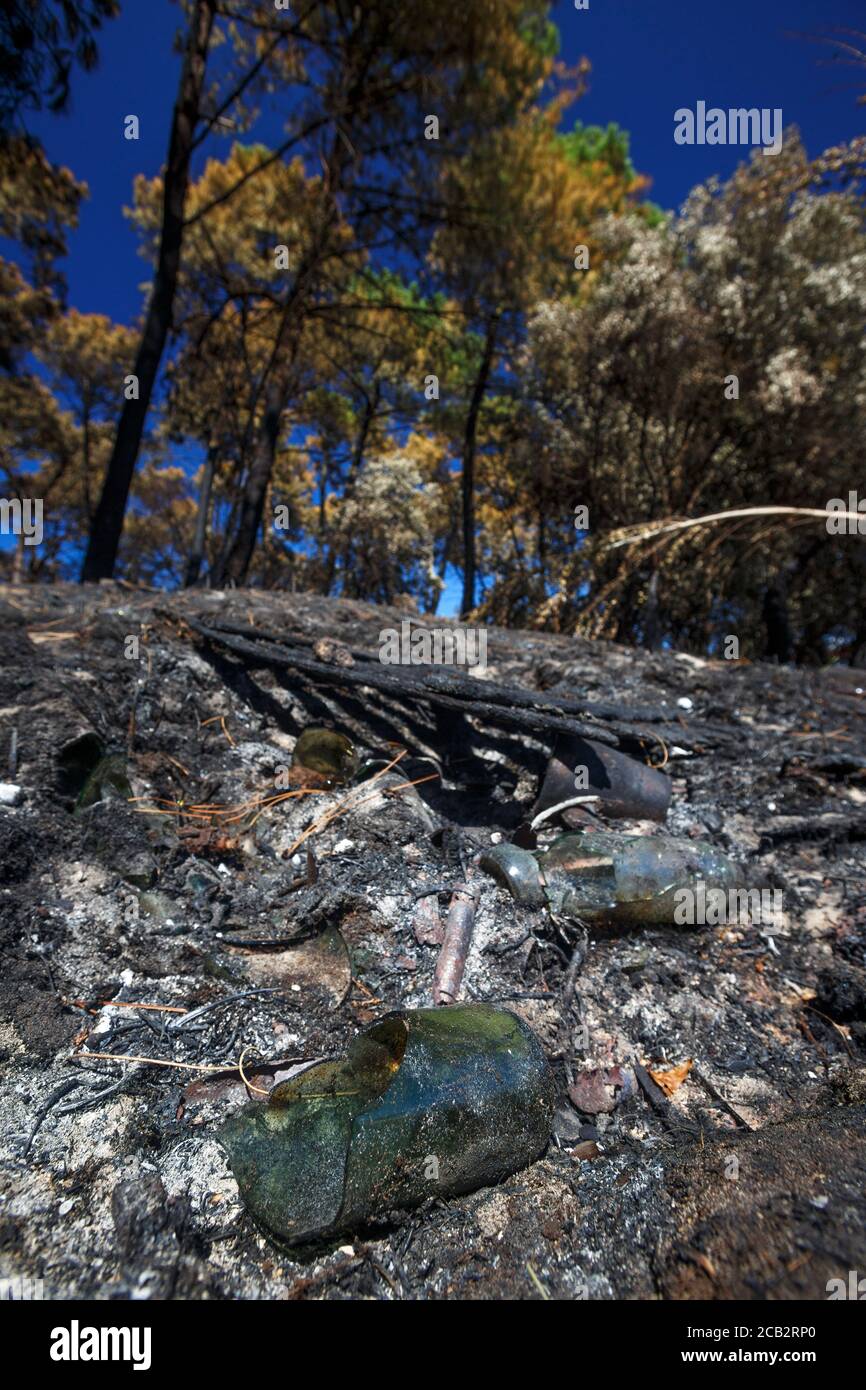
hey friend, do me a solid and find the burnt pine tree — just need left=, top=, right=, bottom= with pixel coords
left=80, top=0, right=216, bottom=582
left=214, top=1, right=558, bottom=586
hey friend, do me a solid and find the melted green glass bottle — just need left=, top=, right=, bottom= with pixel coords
left=220, top=1003, right=553, bottom=1248
left=482, top=831, right=742, bottom=927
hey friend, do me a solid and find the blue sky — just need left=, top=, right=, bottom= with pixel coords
left=11, top=0, right=866, bottom=606
left=22, top=0, right=866, bottom=324
left=553, top=0, right=866, bottom=205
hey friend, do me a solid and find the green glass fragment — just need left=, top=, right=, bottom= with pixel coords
left=483, top=831, right=742, bottom=927
left=219, top=1003, right=554, bottom=1248
left=479, top=843, right=546, bottom=908
left=75, top=753, right=133, bottom=814
left=291, top=728, right=357, bottom=785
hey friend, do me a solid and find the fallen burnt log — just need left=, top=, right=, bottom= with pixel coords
left=179, top=615, right=628, bottom=748
left=757, top=809, right=866, bottom=851
left=176, top=616, right=745, bottom=758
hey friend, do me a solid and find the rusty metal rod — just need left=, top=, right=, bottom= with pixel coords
left=432, top=882, right=480, bottom=1005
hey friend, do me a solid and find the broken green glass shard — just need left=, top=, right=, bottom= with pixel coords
left=479, top=843, right=546, bottom=908
left=482, top=831, right=742, bottom=926
left=75, top=753, right=133, bottom=814
left=219, top=1003, right=554, bottom=1248
left=291, top=727, right=357, bottom=785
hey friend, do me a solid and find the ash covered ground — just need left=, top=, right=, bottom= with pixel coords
left=1, top=583, right=865, bottom=1301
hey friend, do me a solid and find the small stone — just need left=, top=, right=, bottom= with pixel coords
left=185, top=867, right=218, bottom=898
left=138, top=891, right=178, bottom=926
left=571, top=1141, right=600, bottom=1162
left=120, top=851, right=157, bottom=889
left=312, top=638, right=354, bottom=667
left=568, top=1066, right=634, bottom=1115
left=552, top=1106, right=583, bottom=1143
left=0, top=783, right=23, bottom=806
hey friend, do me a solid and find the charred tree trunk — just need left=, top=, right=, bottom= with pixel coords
left=346, top=381, right=380, bottom=492
left=220, top=367, right=293, bottom=586
left=217, top=160, right=350, bottom=586
left=214, top=191, right=341, bottom=588
left=460, top=315, right=498, bottom=618
left=323, top=382, right=380, bottom=594
left=81, top=402, right=93, bottom=520
left=763, top=582, right=792, bottom=664
left=643, top=570, right=662, bottom=651
left=11, top=532, right=24, bottom=584
left=80, top=0, right=216, bottom=582
left=184, top=440, right=217, bottom=587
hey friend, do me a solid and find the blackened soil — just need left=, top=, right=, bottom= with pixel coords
left=0, top=582, right=864, bottom=1300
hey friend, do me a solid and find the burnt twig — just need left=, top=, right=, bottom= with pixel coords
left=180, top=616, right=620, bottom=747
left=22, top=1079, right=83, bottom=1154
left=691, top=1065, right=754, bottom=1131
left=634, top=1061, right=699, bottom=1136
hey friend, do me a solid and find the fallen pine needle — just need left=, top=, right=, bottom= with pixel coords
left=163, top=754, right=190, bottom=777
left=803, top=1003, right=855, bottom=1058
left=352, top=979, right=382, bottom=1004
left=129, top=785, right=324, bottom=827
left=128, top=747, right=434, bottom=847
left=280, top=748, right=409, bottom=857
left=238, top=1045, right=270, bottom=1096
left=202, top=714, right=236, bottom=747
left=75, top=1051, right=232, bottom=1072
left=526, top=1263, right=550, bottom=1300
left=642, top=729, right=670, bottom=769
left=286, top=1090, right=361, bottom=1101
left=789, top=726, right=852, bottom=741
left=73, top=1049, right=305, bottom=1080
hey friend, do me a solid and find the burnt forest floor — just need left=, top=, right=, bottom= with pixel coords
left=1, top=582, right=865, bottom=1301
